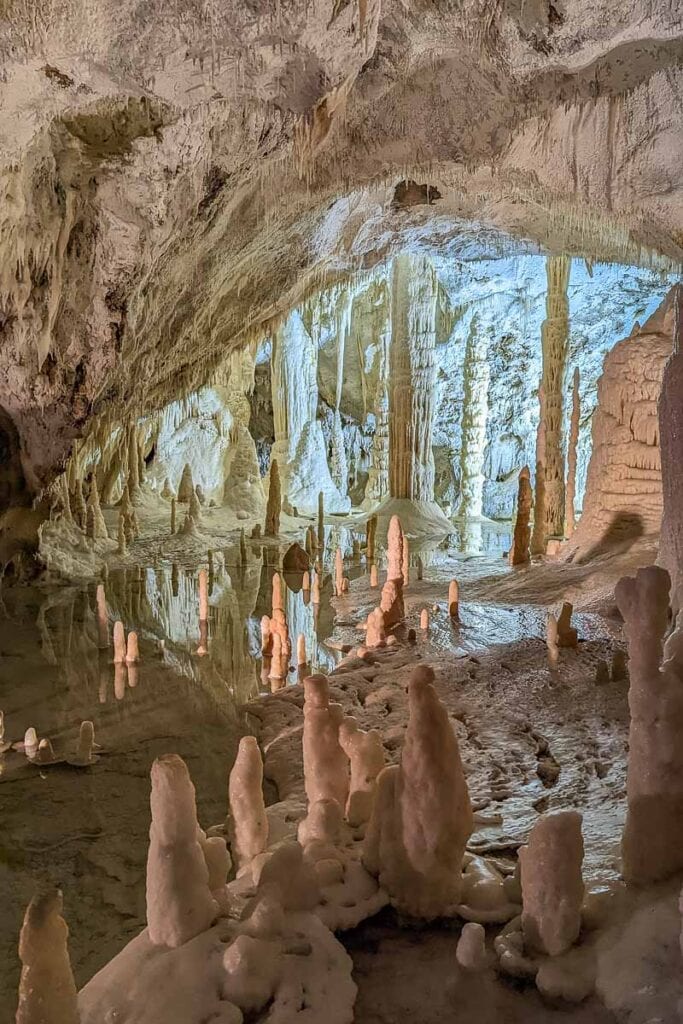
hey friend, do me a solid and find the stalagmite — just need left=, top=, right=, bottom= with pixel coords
left=228, top=736, right=268, bottom=872
left=312, top=570, right=321, bottom=605
left=615, top=565, right=683, bottom=883
left=15, top=890, right=79, bottom=1024
left=364, top=281, right=391, bottom=507
left=85, top=480, right=108, bottom=541
left=302, top=674, right=349, bottom=812
left=380, top=514, right=405, bottom=627
left=317, top=490, right=324, bottom=551
left=268, top=633, right=286, bottom=681
left=146, top=754, right=218, bottom=948
left=117, top=512, right=127, bottom=554
left=456, top=922, right=489, bottom=972
left=127, top=429, right=141, bottom=498
left=260, top=615, right=272, bottom=656
left=402, top=535, right=410, bottom=586
left=420, top=608, right=429, bottom=630
left=96, top=583, right=108, bottom=649
left=264, top=459, right=281, bottom=538
left=297, top=634, right=307, bottom=666
left=556, top=602, right=578, bottom=646
left=305, top=525, right=316, bottom=559
left=71, top=478, right=86, bottom=531
left=363, top=665, right=473, bottom=916
left=365, top=607, right=386, bottom=648
left=457, top=316, right=490, bottom=519
left=565, top=368, right=580, bottom=538
left=125, top=631, right=139, bottom=664
left=659, top=285, right=683, bottom=612
left=23, top=728, right=38, bottom=760
left=388, top=254, right=438, bottom=502
left=540, top=256, right=570, bottom=540
left=170, top=498, right=176, bottom=534
left=161, top=478, right=173, bottom=501
left=448, top=579, right=460, bottom=620
left=113, top=621, right=126, bottom=664
left=370, top=564, right=378, bottom=588
left=302, top=571, right=310, bottom=592
left=338, top=717, right=384, bottom=826
left=531, top=384, right=547, bottom=557
left=546, top=613, right=559, bottom=667
left=239, top=528, right=248, bottom=566
left=508, top=467, right=533, bottom=566
left=198, top=568, right=209, bottom=621
left=76, top=721, right=96, bottom=764
left=334, top=547, right=344, bottom=597
left=189, top=487, right=202, bottom=524
left=178, top=463, right=194, bottom=503
left=417, top=557, right=423, bottom=581
left=366, top=516, right=377, bottom=563
left=519, top=810, right=584, bottom=956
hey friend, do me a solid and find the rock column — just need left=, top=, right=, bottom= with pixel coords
left=364, top=281, right=392, bottom=507
left=457, top=316, right=490, bottom=519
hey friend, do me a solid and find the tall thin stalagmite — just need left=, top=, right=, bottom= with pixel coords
left=565, top=367, right=580, bottom=538
left=509, top=466, right=533, bottom=566
left=457, top=316, right=490, bottom=519
left=388, top=253, right=439, bottom=501
left=536, top=255, right=571, bottom=544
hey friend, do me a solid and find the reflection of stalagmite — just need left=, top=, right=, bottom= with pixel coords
left=565, top=368, right=580, bottom=538
left=228, top=736, right=268, bottom=872
left=113, top=621, right=126, bottom=664
left=76, top=721, right=96, bottom=764
left=509, top=467, right=533, bottom=566
left=16, top=890, right=79, bottom=1024
left=457, top=316, right=490, bottom=519
left=312, top=570, right=321, bottom=605
left=556, top=602, right=578, bottom=646
left=363, top=665, right=473, bottom=916
left=339, top=717, right=384, bottom=826
left=519, top=810, right=584, bottom=956
left=615, top=565, right=683, bottom=883
left=146, top=754, right=218, bottom=948
left=264, top=460, right=281, bottom=537
left=302, top=674, right=349, bottom=811
left=96, top=583, right=108, bottom=649
left=388, top=254, right=438, bottom=501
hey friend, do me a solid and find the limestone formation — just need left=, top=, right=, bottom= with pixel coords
left=565, top=368, right=580, bottom=538
left=95, top=583, right=108, bottom=649
left=366, top=515, right=377, bottom=562
left=116, top=513, right=127, bottom=555
left=161, top=478, right=173, bottom=501
left=146, top=754, right=217, bottom=948
left=402, top=535, right=410, bottom=586
left=228, top=737, right=268, bottom=872
left=71, top=478, right=86, bottom=532
left=239, top=528, right=248, bottom=566
left=302, top=674, right=349, bottom=812
left=658, top=285, right=683, bottom=611
left=569, top=307, right=671, bottom=557
left=270, top=311, right=348, bottom=515
left=388, top=254, right=438, bottom=502
left=448, top=579, right=460, bottom=620
left=170, top=498, right=176, bottom=535
left=519, top=810, right=584, bottom=956
left=364, top=665, right=473, bottom=917
left=540, top=256, right=570, bottom=540
left=335, top=547, right=344, bottom=598
left=556, top=602, right=578, bottom=647
left=317, top=490, right=324, bottom=552
left=531, top=383, right=547, bottom=557
left=264, top=459, right=281, bottom=537
left=126, top=631, right=139, bottom=664
left=615, top=565, right=683, bottom=883
left=370, top=564, right=379, bottom=588
left=420, top=608, right=429, bottom=630
left=456, top=922, right=489, bottom=972
left=339, top=717, right=385, bottom=826
left=113, top=621, right=126, bottom=664
left=85, top=480, right=108, bottom=541
left=16, top=890, right=79, bottom=1024
left=380, top=514, right=405, bottom=627
left=189, top=486, right=202, bottom=523
left=457, top=316, right=490, bottom=519
left=363, top=284, right=391, bottom=508
left=297, top=634, right=307, bottom=667
left=546, top=613, right=559, bottom=668
left=198, top=568, right=209, bottom=622
left=177, top=464, right=195, bottom=503
left=365, top=607, right=386, bottom=648
left=509, top=467, right=533, bottom=566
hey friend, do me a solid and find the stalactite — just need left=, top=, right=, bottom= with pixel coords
left=565, top=367, right=580, bottom=538
left=539, top=255, right=571, bottom=540
left=388, top=254, right=438, bottom=501
left=457, top=316, right=490, bottom=519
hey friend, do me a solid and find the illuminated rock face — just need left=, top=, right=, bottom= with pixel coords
left=270, top=310, right=349, bottom=516
left=568, top=301, right=673, bottom=559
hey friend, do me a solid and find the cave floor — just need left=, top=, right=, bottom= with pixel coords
left=0, top=507, right=670, bottom=1017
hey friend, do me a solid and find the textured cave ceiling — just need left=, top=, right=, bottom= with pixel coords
left=0, top=0, right=681, bottom=492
